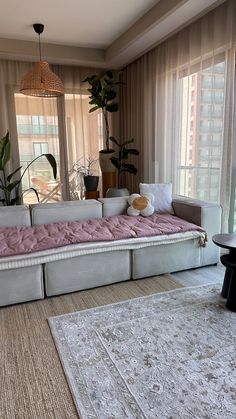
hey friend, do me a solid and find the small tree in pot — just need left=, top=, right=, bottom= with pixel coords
left=83, top=71, right=121, bottom=152
left=107, top=137, right=139, bottom=197
left=83, top=71, right=122, bottom=195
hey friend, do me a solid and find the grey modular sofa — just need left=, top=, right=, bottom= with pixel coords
left=0, top=195, right=221, bottom=307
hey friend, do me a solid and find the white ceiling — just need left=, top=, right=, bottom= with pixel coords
left=0, top=0, right=225, bottom=68
left=0, top=0, right=159, bottom=48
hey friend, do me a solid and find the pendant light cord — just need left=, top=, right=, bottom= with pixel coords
left=33, top=23, right=44, bottom=61
left=38, top=33, right=42, bottom=61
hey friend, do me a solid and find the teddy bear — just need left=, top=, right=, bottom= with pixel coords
left=127, top=193, right=154, bottom=217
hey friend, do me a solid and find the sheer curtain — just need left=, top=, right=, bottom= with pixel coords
left=0, top=60, right=101, bottom=202
left=121, top=0, right=236, bottom=231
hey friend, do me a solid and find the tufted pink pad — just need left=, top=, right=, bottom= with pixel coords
left=0, top=213, right=205, bottom=257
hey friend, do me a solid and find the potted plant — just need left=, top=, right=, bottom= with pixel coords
left=72, top=157, right=99, bottom=192
left=0, top=132, right=57, bottom=205
left=83, top=70, right=122, bottom=195
left=106, top=137, right=139, bottom=197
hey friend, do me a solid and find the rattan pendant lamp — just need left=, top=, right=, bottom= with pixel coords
left=20, top=23, right=64, bottom=97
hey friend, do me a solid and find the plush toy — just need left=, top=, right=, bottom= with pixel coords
left=127, top=193, right=154, bottom=217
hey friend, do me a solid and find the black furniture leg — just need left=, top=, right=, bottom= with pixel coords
left=220, top=254, right=236, bottom=312
left=221, top=268, right=232, bottom=298
left=226, top=271, right=236, bottom=312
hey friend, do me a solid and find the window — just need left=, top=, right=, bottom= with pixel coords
left=15, top=94, right=61, bottom=204
left=15, top=92, right=103, bottom=203
left=33, top=142, right=49, bottom=156
left=176, top=61, right=225, bottom=202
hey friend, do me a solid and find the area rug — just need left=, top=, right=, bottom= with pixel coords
left=49, top=285, right=236, bottom=419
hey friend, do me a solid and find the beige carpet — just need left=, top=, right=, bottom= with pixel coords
left=49, top=283, right=235, bottom=418
left=0, top=273, right=181, bottom=419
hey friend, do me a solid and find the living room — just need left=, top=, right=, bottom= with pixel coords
left=0, top=1, right=235, bottom=418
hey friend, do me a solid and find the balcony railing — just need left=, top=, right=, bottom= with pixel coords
left=201, top=81, right=225, bottom=89
left=177, top=165, right=220, bottom=202
left=199, top=126, right=223, bottom=133
left=17, top=124, right=58, bottom=135
left=200, top=97, right=224, bottom=104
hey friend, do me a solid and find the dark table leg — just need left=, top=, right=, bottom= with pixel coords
left=226, top=270, right=236, bottom=312
left=221, top=268, right=232, bottom=298
left=220, top=253, right=236, bottom=312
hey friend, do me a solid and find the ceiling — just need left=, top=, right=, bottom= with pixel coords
left=0, top=0, right=225, bottom=69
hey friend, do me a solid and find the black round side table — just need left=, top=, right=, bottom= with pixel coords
left=212, top=234, right=236, bottom=312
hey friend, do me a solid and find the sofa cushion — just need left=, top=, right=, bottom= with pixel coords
left=0, top=205, right=31, bottom=227
left=30, top=199, right=102, bottom=225
left=0, top=265, right=44, bottom=306
left=139, top=183, right=173, bottom=214
left=98, top=197, right=129, bottom=217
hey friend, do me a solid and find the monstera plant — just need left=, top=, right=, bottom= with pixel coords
left=0, top=132, right=57, bottom=206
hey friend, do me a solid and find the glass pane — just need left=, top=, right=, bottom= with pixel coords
left=14, top=93, right=61, bottom=204
left=176, top=61, right=225, bottom=202
left=64, top=93, right=101, bottom=200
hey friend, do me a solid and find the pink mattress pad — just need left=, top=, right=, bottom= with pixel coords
left=0, top=213, right=205, bottom=257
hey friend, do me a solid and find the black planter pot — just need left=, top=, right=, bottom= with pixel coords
left=83, top=175, right=99, bottom=191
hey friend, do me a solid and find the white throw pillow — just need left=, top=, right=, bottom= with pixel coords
left=139, top=183, right=173, bottom=214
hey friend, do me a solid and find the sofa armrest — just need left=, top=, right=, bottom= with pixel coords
left=172, top=195, right=222, bottom=265
left=172, top=195, right=222, bottom=231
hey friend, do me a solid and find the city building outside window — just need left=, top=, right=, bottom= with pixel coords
left=176, top=61, right=225, bottom=205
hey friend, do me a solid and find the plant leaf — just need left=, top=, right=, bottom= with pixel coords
left=89, top=106, right=100, bottom=113
left=106, top=103, right=119, bottom=113
left=120, top=164, right=138, bottom=175
left=43, top=154, right=57, bottom=179
left=6, top=180, right=21, bottom=192
left=124, top=148, right=139, bottom=155
left=7, top=166, right=22, bottom=182
left=105, top=90, right=116, bottom=101
left=0, top=185, right=7, bottom=191
left=22, top=188, right=40, bottom=202
left=2, top=139, right=11, bottom=167
left=122, top=139, right=135, bottom=146
left=0, top=131, right=11, bottom=169
left=106, top=70, right=113, bottom=79
left=110, top=157, right=120, bottom=170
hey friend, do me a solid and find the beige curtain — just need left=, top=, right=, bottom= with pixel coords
left=121, top=0, right=236, bottom=231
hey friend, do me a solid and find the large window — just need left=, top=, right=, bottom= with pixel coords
left=14, top=92, right=102, bottom=203
left=15, top=94, right=61, bottom=204
left=176, top=61, right=226, bottom=204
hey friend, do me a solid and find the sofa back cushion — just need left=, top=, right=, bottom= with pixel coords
left=98, top=197, right=129, bottom=217
left=0, top=205, right=31, bottom=227
left=30, top=200, right=102, bottom=225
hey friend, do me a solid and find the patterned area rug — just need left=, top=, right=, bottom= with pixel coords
left=49, top=285, right=236, bottom=419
